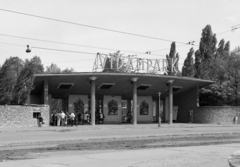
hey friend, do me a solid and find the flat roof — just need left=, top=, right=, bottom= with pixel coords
left=32, top=72, right=214, bottom=99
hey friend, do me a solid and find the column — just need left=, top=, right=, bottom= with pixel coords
left=164, top=96, right=169, bottom=122
left=158, top=92, right=161, bottom=127
left=196, top=85, right=199, bottom=107
left=90, top=77, right=97, bottom=126
left=168, top=80, right=174, bottom=124
left=44, top=79, right=48, bottom=105
left=131, top=78, right=138, bottom=125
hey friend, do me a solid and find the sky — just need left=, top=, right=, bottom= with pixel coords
left=0, top=0, right=239, bottom=72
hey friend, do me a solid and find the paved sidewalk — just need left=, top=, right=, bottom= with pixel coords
left=0, top=123, right=239, bottom=146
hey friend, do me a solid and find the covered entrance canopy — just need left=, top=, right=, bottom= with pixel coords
left=31, top=72, right=213, bottom=125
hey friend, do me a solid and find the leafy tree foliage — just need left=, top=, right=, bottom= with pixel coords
left=12, top=56, right=44, bottom=104
left=45, top=63, right=75, bottom=74
left=182, top=48, right=195, bottom=77
left=195, top=25, right=217, bottom=79
left=181, top=24, right=240, bottom=106
left=62, top=68, right=75, bottom=74
left=227, top=51, right=240, bottom=105
left=0, top=57, right=24, bottom=104
left=166, top=42, right=180, bottom=75
left=45, top=63, right=61, bottom=73
left=103, top=51, right=126, bottom=72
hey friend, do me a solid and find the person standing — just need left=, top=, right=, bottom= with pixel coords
left=57, top=112, right=61, bottom=126
left=84, top=111, right=88, bottom=124
left=38, top=113, right=43, bottom=127
left=52, top=112, right=57, bottom=126
left=61, top=111, right=66, bottom=126
left=66, top=112, right=70, bottom=126
left=77, top=112, right=82, bottom=125
left=70, top=112, right=75, bottom=126
left=99, top=112, right=104, bottom=124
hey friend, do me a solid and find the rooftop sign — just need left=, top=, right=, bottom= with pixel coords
left=92, top=52, right=179, bottom=74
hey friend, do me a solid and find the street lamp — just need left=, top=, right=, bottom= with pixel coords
left=158, top=92, right=161, bottom=127
left=26, top=45, right=31, bottom=53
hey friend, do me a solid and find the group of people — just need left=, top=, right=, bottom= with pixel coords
left=50, top=111, right=104, bottom=126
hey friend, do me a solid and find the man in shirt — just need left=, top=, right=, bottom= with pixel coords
left=61, top=111, right=66, bottom=126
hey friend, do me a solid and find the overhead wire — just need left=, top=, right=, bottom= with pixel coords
left=0, top=33, right=167, bottom=57
left=45, top=59, right=95, bottom=64
left=144, top=25, right=240, bottom=60
left=31, top=46, right=97, bottom=55
left=232, top=24, right=240, bottom=28
left=0, top=8, right=187, bottom=44
left=1, top=7, right=239, bottom=63
left=0, top=41, right=25, bottom=47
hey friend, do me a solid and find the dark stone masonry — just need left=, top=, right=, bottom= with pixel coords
left=0, top=105, right=49, bottom=128
left=194, top=106, right=240, bottom=124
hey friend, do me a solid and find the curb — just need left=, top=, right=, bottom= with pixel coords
left=229, top=150, right=240, bottom=167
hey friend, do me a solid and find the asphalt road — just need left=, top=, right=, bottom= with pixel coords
left=0, top=123, right=240, bottom=167
left=1, top=143, right=240, bottom=167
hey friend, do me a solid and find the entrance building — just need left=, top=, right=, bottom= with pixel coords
left=29, top=72, right=213, bottom=125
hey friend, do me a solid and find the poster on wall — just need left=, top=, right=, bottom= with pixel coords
left=173, top=106, right=178, bottom=120
left=140, top=100, right=149, bottom=115
left=108, top=99, right=118, bottom=115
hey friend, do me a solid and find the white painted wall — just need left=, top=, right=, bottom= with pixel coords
left=137, top=96, right=153, bottom=123
left=103, top=95, right=122, bottom=123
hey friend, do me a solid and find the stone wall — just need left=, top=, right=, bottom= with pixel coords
left=0, top=105, right=49, bottom=128
left=193, top=106, right=240, bottom=124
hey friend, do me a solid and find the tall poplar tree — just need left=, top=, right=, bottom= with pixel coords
left=166, top=42, right=179, bottom=75
left=196, top=25, right=217, bottom=79
left=182, top=48, right=195, bottom=77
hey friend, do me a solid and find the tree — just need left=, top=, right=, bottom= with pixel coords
left=194, top=25, right=235, bottom=106
left=12, top=56, right=44, bottom=104
left=199, top=83, right=228, bottom=106
left=227, top=51, right=240, bottom=105
left=182, top=48, right=195, bottom=77
left=224, top=41, right=230, bottom=53
left=194, top=50, right=201, bottom=78
left=62, top=68, right=75, bottom=74
left=45, top=63, right=61, bottom=73
left=216, top=39, right=225, bottom=59
left=45, top=63, right=75, bottom=74
left=196, top=25, right=217, bottom=79
left=166, top=42, right=179, bottom=75
left=0, top=57, right=24, bottom=104
left=103, top=51, right=126, bottom=72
